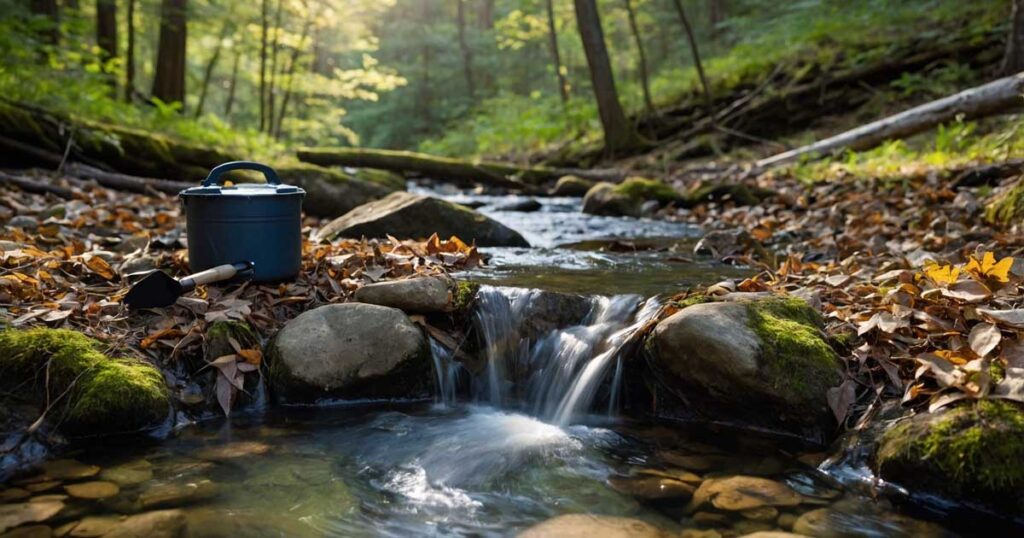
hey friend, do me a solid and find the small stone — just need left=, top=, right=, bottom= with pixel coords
left=195, top=441, right=271, bottom=461
left=776, top=512, right=797, bottom=531
left=102, top=510, right=185, bottom=538
left=692, top=511, right=730, bottom=526
left=66, top=516, right=120, bottom=537
left=495, top=198, right=542, bottom=212
left=0, top=488, right=31, bottom=502
left=2, top=524, right=52, bottom=537
left=607, top=476, right=695, bottom=500
left=732, top=520, right=774, bottom=534
left=29, top=495, right=67, bottom=504
left=24, top=482, right=60, bottom=494
left=0, top=501, right=64, bottom=533
left=634, top=467, right=702, bottom=484
left=518, top=514, right=671, bottom=537
left=354, top=276, right=452, bottom=313
left=39, top=460, right=100, bottom=481
left=7, top=216, right=39, bottom=230
left=138, top=480, right=218, bottom=510
left=688, top=476, right=802, bottom=513
left=100, top=461, right=153, bottom=487
left=64, top=482, right=120, bottom=500
left=741, top=506, right=779, bottom=521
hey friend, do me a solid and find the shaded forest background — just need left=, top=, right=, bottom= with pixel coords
left=0, top=0, right=1012, bottom=165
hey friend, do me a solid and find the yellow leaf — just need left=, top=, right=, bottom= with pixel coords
left=923, top=261, right=960, bottom=287
left=966, top=252, right=1013, bottom=283
left=238, top=348, right=262, bottom=366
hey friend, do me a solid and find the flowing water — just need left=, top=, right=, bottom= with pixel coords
left=1, top=186, right=1009, bottom=536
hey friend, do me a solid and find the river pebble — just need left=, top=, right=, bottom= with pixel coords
left=0, top=501, right=64, bottom=533
left=688, top=476, right=802, bottom=512
left=607, top=476, right=695, bottom=500
left=38, top=461, right=99, bottom=481
left=64, top=482, right=119, bottom=500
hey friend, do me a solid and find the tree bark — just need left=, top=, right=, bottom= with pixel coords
left=456, top=0, right=476, bottom=99
left=296, top=147, right=627, bottom=188
left=708, top=0, right=726, bottom=42
left=670, top=0, right=714, bottom=124
left=194, top=19, right=231, bottom=118
left=573, top=0, right=644, bottom=155
left=30, top=0, right=60, bottom=49
left=622, top=0, right=653, bottom=114
left=259, top=0, right=269, bottom=131
left=124, top=0, right=136, bottom=102
left=1004, top=0, right=1024, bottom=75
left=266, top=0, right=284, bottom=133
left=224, top=48, right=241, bottom=117
left=95, top=0, right=117, bottom=93
left=545, top=0, right=570, bottom=103
left=152, top=0, right=188, bottom=110
left=756, top=72, right=1024, bottom=168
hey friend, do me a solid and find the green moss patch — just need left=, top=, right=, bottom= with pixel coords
left=452, top=281, right=481, bottom=312
left=878, top=400, right=1024, bottom=500
left=613, top=177, right=681, bottom=204
left=0, top=328, right=169, bottom=437
left=984, top=181, right=1024, bottom=227
left=745, top=297, right=840, bottom=405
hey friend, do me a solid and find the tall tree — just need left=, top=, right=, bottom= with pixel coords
left=573, top=0, right=643, bottom=154
left=477, top=0, right=494, bottom=29
left=224, top=48, right=241, bottom=117
left=708, top=0, right=726, bottom=42
left=670, top=0, right=714, bottom=122
left=622, top=0, right=653, bottom=114
left=96, top=0, right=118, bottom=93
left=545, top=0, right=570, bottom=103
left=152, top=0, right=188, bottom=109
left=1004, top=0, right=1024, bottom=75
left=194, top=19, right=231, bottom=118
left=266, top=0, right=284, bottom=133
left=124, top=0, right=136, bottom=101
left=259, top=0, right=269, bottom=130
left=30, top=0, right=60, bottom=49
left=275, top=8, right=315, bottom=139
left=456, top=0, right=476, bottom=98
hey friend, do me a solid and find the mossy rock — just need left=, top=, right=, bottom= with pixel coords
left=353, top=168, right=407, bottom=191
left=451, top=281, right=482, bottom=313
left=0, top=328, right=170, bottom=437
left=984, top=180, right=1024, bottom=227
left=550, top=175, right=596, bottom=197
left=876, top=400, right=1024, bottom=512
left=582, top=182, right=642, bottom=217
left=647, top=296, right=841, bottom=442
left=612, top=177, right=682, bottom=205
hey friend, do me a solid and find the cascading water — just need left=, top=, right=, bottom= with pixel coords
left=428, top=338, right=461, bottom=408
left=426, top=285, right=660, bottom=425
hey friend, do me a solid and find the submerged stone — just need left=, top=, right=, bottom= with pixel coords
left=268, top=303, right=430, bottom=402
left=875, top=400, right=1024, bottom=513
left=687, top=476, right=802, bottom=513
left=138, top=480, right=219, bottom=510
left=0, top=329, right=170, bottom=438
left=195, top=441, right=271, bottom=461
left=0, top=501, right=63, bottom=534
left=102, top=509, right=186, bottom=538
left=518, top=514, right=672, bottom=537
left=63, top=481, right=119, bottom=500
left=607, top=476, right=696, bottom=500
left=39, top=460, right=99, bottom=481
left=316, top=191, right=530, bottom=247
left=647, top=297, right=841, bottom=441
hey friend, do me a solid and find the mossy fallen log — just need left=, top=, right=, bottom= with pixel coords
left=296, top=147, right=626, bottom=189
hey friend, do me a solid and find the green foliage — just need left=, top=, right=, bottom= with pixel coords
left=985, top=180, right=1024, bottom=226
left=0, top=328, right=169, bottom=436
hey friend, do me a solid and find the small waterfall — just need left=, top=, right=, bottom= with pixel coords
left=428, top=338, right=461, bottom=408
left=471, top=286, right=659, bottom=425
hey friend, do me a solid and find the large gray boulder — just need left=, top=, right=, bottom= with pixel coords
left=354, top=276, right=452, bottom=313
left=646, top=297, right=841, bottom=441
left=316, top=192, right=530, bottom=247
left=268, top=303, right=430, bottom=402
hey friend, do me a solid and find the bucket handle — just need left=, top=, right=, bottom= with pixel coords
left=202, top=161, right=281, bottom=187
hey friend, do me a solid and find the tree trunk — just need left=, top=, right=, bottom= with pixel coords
left=1004, top=0, right=1024, bottom=75
left=708, top=0, right=726, bottom=42
left=266, top=0, right=284, bottom=134
left=622, top=0, right=653, bottom=114
left=545, top=0, right=569, bottom=103
left=152, top=0, right=188, bottom=110
left=224, top=48, right=241, bottom=117
left=124, top=0, right=136, bottom=102
left=756, top=72, right=1024, bottom=168
left=275, top=11, right=314, bottom=139
left=456, top=0, right=476, bottom=99
left=30, top=0, right=60, bottom=49
left=259, top=0, right=269, bottom=130
left=95, top=0, right=117, bottom=93
left=477, top=0, right=494, bottom=29
left=194, top=19, right=231, bottom=118
left=572, top=0, right=644, bottom=155
left=415, top=2, right=434, bottom=133
left=671, top=0, right=715, bottom=123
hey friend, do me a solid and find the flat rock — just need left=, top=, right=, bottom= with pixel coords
left=0, top=501, right=64, bottom=534
left=138, top=480, right=219, bottom=510
left=518, top=514, right=671, bottom=538
left=2, top=525, right=52, bottom=537
left=63, top=482, right=119, bottom=500
left=102, top=510, right=186, bottom=538
left=99, top=461, right=153, bottom=487
left=39, top=460, right=99, bottom=481
left=687, top=476, right=801, bottom=513
left=0, top=488, right=31, bottom=502
left=316, top=191, right=529, bottom=247
left=269, top=303, right=430, bottom=401
left=354, top=276, right=451, bottom=313
left=66, top=516, right=120, bottom=537
left=607, top=476, right=695, bottom=500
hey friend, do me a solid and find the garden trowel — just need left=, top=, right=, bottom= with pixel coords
left=124, top=261, right=254, bottom=309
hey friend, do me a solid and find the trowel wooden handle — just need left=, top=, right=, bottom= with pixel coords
left=180, top=264, right=239, bottom=291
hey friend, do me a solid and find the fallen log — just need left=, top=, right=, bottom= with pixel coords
left=756, top=72, right=1024, bottom=169
left=296, top=147, right=626, bottom=189
left=0, top=170, right=75, bottom=199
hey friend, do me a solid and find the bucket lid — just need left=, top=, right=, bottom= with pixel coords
left=179, top=161, right=304, bottom=197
